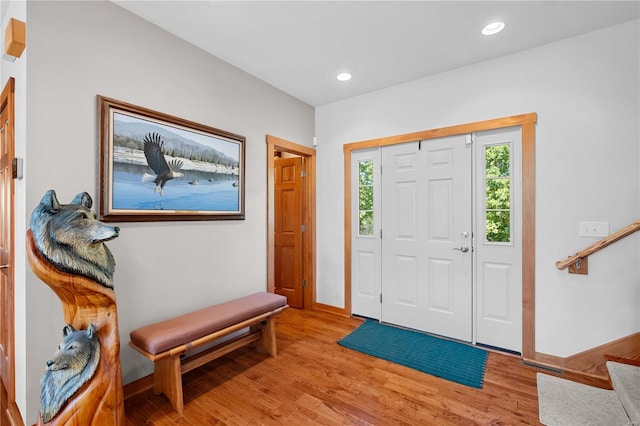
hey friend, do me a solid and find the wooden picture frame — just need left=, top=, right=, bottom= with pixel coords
left=98, top=96, right=245, bottom=222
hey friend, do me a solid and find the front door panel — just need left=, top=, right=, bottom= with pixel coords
left=382, top=135, right=472, bottom=342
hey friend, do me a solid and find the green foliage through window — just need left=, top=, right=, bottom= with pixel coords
left=485, top=145, right=511, bottom=243
left=358, top=160, right=374, bottom=235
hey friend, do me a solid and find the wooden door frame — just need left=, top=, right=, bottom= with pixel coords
left=343, top=113, right=537, bottom=360
left=267, top=135, right=316, bottom=310
left=0, top=77, right=23, bottom=425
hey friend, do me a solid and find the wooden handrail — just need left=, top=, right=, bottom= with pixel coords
left=556, top=220, right=640, bottom=271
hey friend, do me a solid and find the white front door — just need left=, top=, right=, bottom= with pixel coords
left=350, top=128, right=522, bottom=352
left=381, top=135, right=473, bottom=342
left=379, top=141, right=424, bottom=328
left=474, top=128, right=522, bottom=353
left=351, top=148, right=382, bottom=320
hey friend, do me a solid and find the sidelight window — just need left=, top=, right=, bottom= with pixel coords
left=358, top=160, right=374, bottom=236
left=485, top=144, right=511, bottom=243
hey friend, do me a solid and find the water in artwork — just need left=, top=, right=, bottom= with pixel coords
left=112, top=163, right=240, bottom=212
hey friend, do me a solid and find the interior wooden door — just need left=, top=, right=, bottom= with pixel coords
left=274, top=156, right=304, bottom=308
left=0, top=78, right=17, bottom=424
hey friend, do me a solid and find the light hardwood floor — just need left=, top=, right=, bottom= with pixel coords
left=124, top=308, right=542, bottom=425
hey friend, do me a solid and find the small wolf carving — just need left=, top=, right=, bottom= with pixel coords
left=30, top=190, right=120, bottom=288
left=40, top=324, right=101, bottom=423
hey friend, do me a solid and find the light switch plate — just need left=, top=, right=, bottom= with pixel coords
left=579, top=221, right=609, bottom=237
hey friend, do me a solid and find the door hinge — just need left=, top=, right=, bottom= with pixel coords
left=301, top=224, right=307, bottom=232
left=301, top=169, right=306, bottom=177
left=380, top=229, right=382, bottom=239
left=418, top=140, right=421, bottom=150
left=12, top=157, right=23, bottom=179
left=465, top=134, right=475, bottom=145
left=380, top=293, right=382, bottom=303
left=302, top=279, right=307, bottom=288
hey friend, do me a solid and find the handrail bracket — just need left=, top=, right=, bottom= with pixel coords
left=568, top=257, right=588, bottom=275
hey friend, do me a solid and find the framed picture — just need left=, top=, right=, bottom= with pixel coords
left=98, top=96, right=245, bottom=222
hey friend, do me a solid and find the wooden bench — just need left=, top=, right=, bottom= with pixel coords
left=129, top=292, right=288, bottom=412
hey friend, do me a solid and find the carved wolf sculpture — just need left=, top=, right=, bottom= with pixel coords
left=30, top=190, right=119, bottom=288
left=40, top=324, right=101, bottom=423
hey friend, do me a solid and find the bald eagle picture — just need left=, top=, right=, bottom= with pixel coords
left=141, top=132, right=184, bottom=195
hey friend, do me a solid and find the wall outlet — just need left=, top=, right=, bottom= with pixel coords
left=579, top=221, right=609, bottom=237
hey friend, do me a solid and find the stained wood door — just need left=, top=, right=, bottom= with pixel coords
left=0, top=78, right=17, bottom=424
left=381, top=136, right=473, bottom=342
left=274, top=156, right=304, bottom=308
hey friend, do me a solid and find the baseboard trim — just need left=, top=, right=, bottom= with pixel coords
left=526, top=333, right=640, bottom=389
left=314, top=303, right=349, bottom=317
left=521, top=360, right=563, bottom=375
left=123, top=374, right=154, bottom=400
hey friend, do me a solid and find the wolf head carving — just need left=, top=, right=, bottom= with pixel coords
left=30, top=190, right=119, bottom=288
left=40, top=324, right=101, bottom=423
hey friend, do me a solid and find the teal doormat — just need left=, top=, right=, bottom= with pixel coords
left=338, top=320, right=489, bottom=388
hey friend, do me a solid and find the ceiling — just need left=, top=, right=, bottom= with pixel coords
left=113, top=1, right=640, bottom=107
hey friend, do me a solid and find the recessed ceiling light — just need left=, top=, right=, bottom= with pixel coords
left=337, top=72, right=352, bottom=82
left=482, top=21, right=505, bottom=36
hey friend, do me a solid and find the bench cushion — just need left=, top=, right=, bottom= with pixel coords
left=130, top=292, right=287, bottom=355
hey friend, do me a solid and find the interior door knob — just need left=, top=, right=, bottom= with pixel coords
left=452, top=246, right=469, bottom=253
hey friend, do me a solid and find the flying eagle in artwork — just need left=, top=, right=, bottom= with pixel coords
left=141, top=132, right=184, bottom=195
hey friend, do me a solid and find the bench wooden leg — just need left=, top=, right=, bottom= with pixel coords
left=262, top=317, right=277, bottom=357
left=154, top=356, right=184, bottom=413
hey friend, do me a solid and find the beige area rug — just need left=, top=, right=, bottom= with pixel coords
left=537, top=373, right=631, bottom=426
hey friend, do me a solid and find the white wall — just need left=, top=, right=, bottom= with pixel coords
left=1, top=0, right=27, bottom=418
left=16, top=2, right=640, bottom=423
left=24, top=2, right=314, bottom=423
left=316, top=20, right=640, bottom=358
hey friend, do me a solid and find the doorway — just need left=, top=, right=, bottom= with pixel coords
left=351, top=129, right=522, bottom=351
left=266, top=135, right=316, bottom=310
left=0, top=77, right=21, bottom=425
left=273, top=154, right=304, bottom=308
left=345, top=113, right=536, bottom=359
